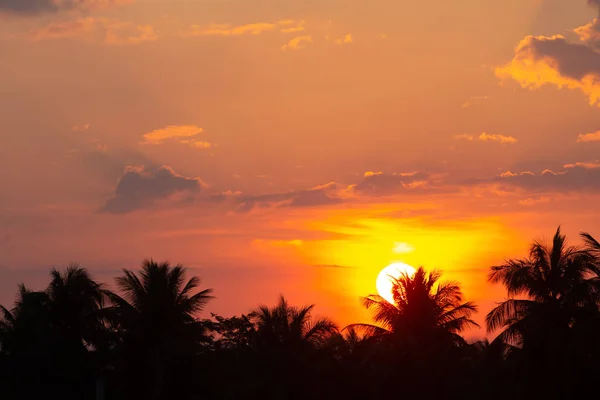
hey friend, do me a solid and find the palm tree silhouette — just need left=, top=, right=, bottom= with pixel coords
left=486, top=227, right=599, bottom=346
left=104, top=259, right=213, bottom=400
left=47, top=265, right=106, bottom=349
left=250, top=295, right=338, bottom=349
left=348, top=267, right=478, bottom=347
left=486, top=227, right=600, bottom=398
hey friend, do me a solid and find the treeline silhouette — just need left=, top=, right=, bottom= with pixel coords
left=1, top=227, right=600, bottom=400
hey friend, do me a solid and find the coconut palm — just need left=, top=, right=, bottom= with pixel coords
left=46, top=265, right=106, bottom=348
left=486, top=227, right=600, bottom=347
left=104, top=259, right=213, bottom=400
left=0, top=285, right=53, bottom=356
left=250, top=295, right=338, bottom=349
left=348, top=267, right=478, bottom=347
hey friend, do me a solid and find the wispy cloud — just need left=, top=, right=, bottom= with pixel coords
left=564, top=161, right=600, bottom=169
left=393, top=242, right=414, bottom=254
left=280, top=20, right=305, bottom=33
left=454, top=133, right=518, bottom=144
left=30, top=17, right=158, bottom=45
left=281, top=35, right=312, bottom=51
left=519, top=196, right=551, bottom=206
left=577, top=130, right=600, bottom=142
left=182, top=20, right=305, bottom=38
left=335, top=33, right=353, bottom=45
left=140, top=125, right=211, bottom=149
left=199, top=23, right=277, bottom=36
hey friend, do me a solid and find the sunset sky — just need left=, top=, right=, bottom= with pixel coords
left=2, top=0, right=600, bottom=336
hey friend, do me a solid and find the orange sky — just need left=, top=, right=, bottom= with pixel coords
left=2, top=0, right=600, bottom=337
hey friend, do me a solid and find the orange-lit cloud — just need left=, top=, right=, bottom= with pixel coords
left=31, top=17, right=97, bottom=40
left=574, top=16, right=600, bottom=48
left=454, top=133, right=518, bottom=144
left=140, top=125, right=211, bottom=149
left=280, top=20, right=305, bottom=34
left=281, top=35, right=312, bottom=51
left=30, top=17, right=157, bottom=45
left=519, top=196, right=551, bottom=206
left=199, top=22, right=277, bottom=36
left=104, top=21, right=157, bottom=45
left=564, top=161, right=600, bottom=169
left=496, top=164, right=600, bottom=191
left=496, top=33, right=600, bottom=106
left=335, top=33, right=353, bottom=45
left=577, top=130, right=600, bottom=142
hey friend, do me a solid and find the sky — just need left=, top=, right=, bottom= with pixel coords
left=2, top=0, right=600, bottom=337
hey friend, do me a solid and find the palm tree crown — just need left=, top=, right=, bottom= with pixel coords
left=486, top=226, right=600, bottom=346
left=250, top=295, right=338, bottom=349
left=106, top=259, right=213, bottom=344
left=349, top=267, right=478, bottom=347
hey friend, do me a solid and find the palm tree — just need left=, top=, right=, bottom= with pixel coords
left=486, top=227, right=600, bottom=398
left=486, top=226, right=600, bottom=347
left=348, top=267, right=478, bottom=348
left=105, top=259, right=213, bottom=400
left=250, top=295, right=338, bottom=349
left=46, top=265, right=106, bottom=349
left=0, top=285, right=53, bottom=356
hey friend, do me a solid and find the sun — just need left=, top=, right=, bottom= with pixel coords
left=376, top=262, right=416, bottom=304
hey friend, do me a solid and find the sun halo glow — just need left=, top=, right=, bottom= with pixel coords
left=376, top=262, right=416, bottom=304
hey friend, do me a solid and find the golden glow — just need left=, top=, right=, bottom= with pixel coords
left=376, top=262, right=416, bottom=304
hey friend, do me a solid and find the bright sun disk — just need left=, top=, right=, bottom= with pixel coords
left=376, top=262, right=416, bottom=304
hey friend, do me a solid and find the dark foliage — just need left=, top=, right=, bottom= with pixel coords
left=2, top=227, right=600, bottom=400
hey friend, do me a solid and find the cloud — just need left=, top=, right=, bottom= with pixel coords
left=454, top=133, right=518, bottom=144
left=280, top=20, right=305, bottom=33
left=103, top=21, right=157, bottom=45
left=31, top=17, right=97, bottom=40
left=353, top=171, right=432, bottom=195
left=140, top=125, right=211, bottom=149
left=363, top=171, right=383, bottom=177
left=0, top=0, right=131, bottom=16
left=564, top=161, right=600, bottom=169
left=199, top=22, right=277, bottom=36
left=496, top=30, right=600, bottom=106
left=577, top=129, right=600, bottom=142
left=335, top=33, right=353, bottom=45
left=574, top=18, right=600, bottom=48
left=281, top=35, right=312, bottom=51
left=234, top=182, right=345, bottom=212
left=495, top=164, right=600, bottom=192
left=392, top=242, right=414, bottom=254
left=519, top=196, right=552, bottom=206
left=101, top=165, right=203, bottom=214
left=478, top=132, right=518, bottom=144
left=30, top=17, right=157, bottom=45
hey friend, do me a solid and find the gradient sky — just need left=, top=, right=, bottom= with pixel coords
left=2, top=0, right=600, bottom=337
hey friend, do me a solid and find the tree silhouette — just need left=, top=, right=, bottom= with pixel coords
left=349, top=267, right=478, bottom=346
left=486, top=227, right=599, bottom=345
left=104, top=259, right=213, bottom=400
left=0, top=266, right=105, bottom=399
left=250, top=295, right=338, bottom=349
left=486, top=227, right=600, bottom=398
